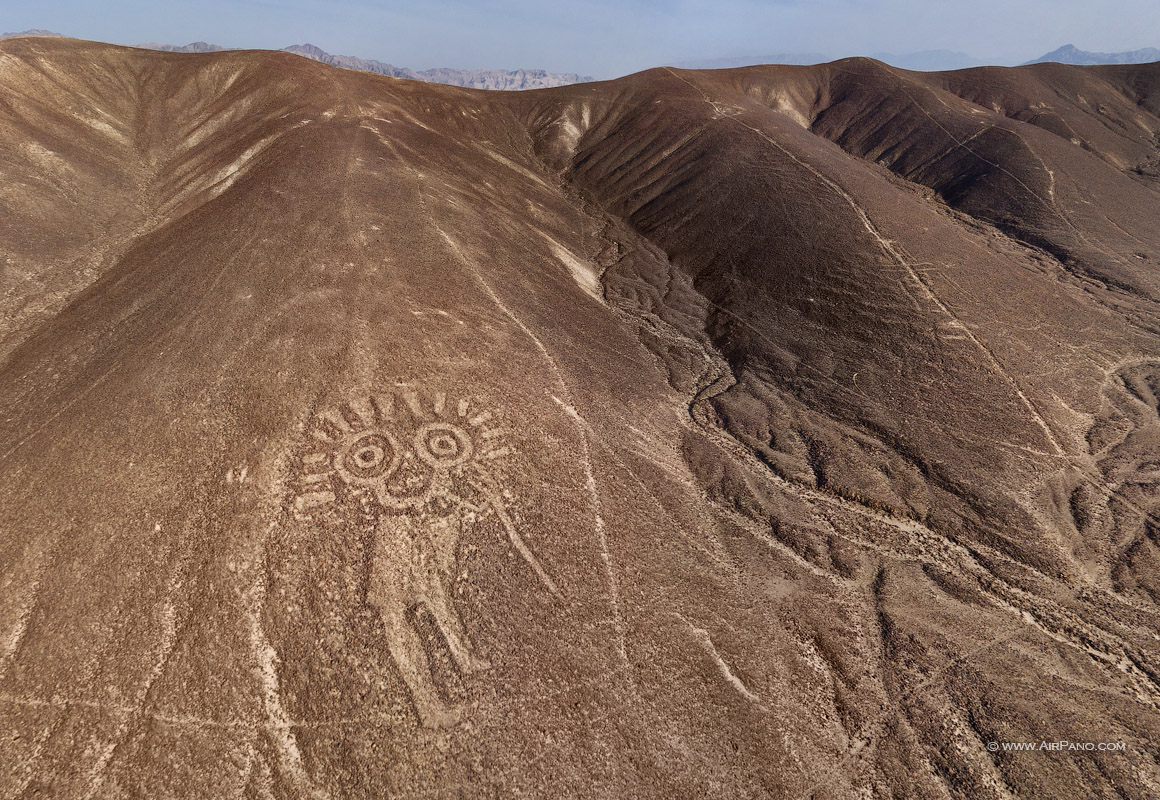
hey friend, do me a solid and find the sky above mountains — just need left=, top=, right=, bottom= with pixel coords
left=5, top=0, right=1159, bottom=78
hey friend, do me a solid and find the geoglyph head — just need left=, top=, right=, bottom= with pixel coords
left=293, top=388, right=511, bottom=517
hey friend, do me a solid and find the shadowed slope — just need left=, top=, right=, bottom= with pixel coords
left=1, top=37, right=1159, bottom=799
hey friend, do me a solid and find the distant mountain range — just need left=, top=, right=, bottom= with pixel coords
left=679, top=44, right=1159, bottom=72
left=138, top=40, right=223, bottom=54
left=5, top=30, right=1159, bottom=78
left=145, top=41, right=594, bottom=90
left=0, top=30, right=592, bottom=90
left=678, top=50, right=981, bottom=71
left=1025, top=44, right=1160, bottom=65
left=1, top=28, right=60, bottom=38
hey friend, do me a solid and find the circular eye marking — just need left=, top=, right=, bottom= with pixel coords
left=414, top=423, right=473, bottom=468
left=339, top=432, right=399, bottom=479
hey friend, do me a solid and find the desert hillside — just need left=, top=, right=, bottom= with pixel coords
left=1, top=35, right=1159, bottom=798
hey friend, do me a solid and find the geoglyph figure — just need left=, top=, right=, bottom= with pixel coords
left=293, top=388, right=559, bottom=726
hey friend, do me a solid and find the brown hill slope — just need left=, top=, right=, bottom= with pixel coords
left=1, top=36, right=1159, bottom=799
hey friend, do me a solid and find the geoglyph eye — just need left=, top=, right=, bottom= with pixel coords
left=414, top=422, right=473, bottom=468
left=341, top=432, right=399, bottom=479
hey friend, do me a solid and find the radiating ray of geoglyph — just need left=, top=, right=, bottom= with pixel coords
left=290, top=386, right=559, bottom=727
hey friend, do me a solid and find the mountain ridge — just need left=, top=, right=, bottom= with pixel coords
left=1027, top=43, right=1160, bottom=65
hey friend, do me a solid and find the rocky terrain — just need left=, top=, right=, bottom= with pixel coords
left=1, top=34, right=1159, bottom=799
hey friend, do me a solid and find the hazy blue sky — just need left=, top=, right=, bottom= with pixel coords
left=5, top=0, right=1160, bottom=77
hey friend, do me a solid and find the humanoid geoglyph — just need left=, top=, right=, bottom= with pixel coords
left=293, top=388, right=559, bottom=726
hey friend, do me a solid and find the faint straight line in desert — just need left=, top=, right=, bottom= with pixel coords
left=0, top=693, right=252, bottom=730
left=639, top=75, right=1159, bottom=685
left=472, top=464, right=563, bottom=598
left=0, top=536, right=58, bottom=684
left=586, top=427, right=733, bottom=572
left=0, top=362, right=123, bottom=467
left=78, top=539, right=188, bottom=800
left=671, top=611, right=764, bottom=706
left=405, top=132, right=633, bottom=671
left=553, top=398, right=629, bottom=669
left=696, top=286, right=1059, bottom=460
left=887, top=75, right=1141, bottom=275
left=726, top=111, right=1067, bottom=458
left=241, top=521, right=330, bottom=800
left=687, top=405, right=1160, bottom=708
left=661, top=66, right=1065, bottom=457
